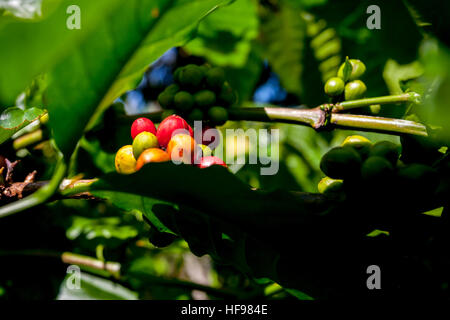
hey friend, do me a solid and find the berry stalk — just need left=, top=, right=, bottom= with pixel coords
left=331, top=92, right=421, bottom=112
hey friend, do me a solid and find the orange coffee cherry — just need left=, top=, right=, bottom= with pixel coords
left=135, top=148, right=170, bottom=171
left=167, top=134, right=196, bottom=164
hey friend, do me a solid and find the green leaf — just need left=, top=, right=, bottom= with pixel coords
left=1, top=0, right=228, bottom=157
left=0, top=107, right=45, bottom=144
left=259, top=3, right=306, bottom=96
left=383, top=59, right=424, bottom=95
left=57, top=272, right=138, bottom=300
left=341, top=56, right=352, bottom=82
left=0, top=0, right=43, bottom=19
left=63, top=162, right=351, bottom=298
left=185, top=0, right=259, bottom=67
left=66, top=216, right=139, bottom=241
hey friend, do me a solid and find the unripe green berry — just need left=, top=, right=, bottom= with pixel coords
left=206, top=67, right=226, bottom=89
left=161, top=109, right=175, bottom=120
left=174, top=91, right=194, bottom=111
left=318, top=176, right=344, bottom=194
left=132, top=131, right=159, bottom=159
left=344, top=80, right=367, bottom=101
left=165, top=83, right=180, bottom=95
left=188, top=108, right=204, bottom=122
left=324, top=77, right=345, bottom=96
left=194, top=90, right=216, bottom=109
left=158, top=92, right=173, bottom=108
left=208, top=106, right=228, bottom=126
left=179, top=65, right=204, bottom=88
left=219, top=82, right=237, bottom=106
left=341, top=135, right=372, bottom=159
left=361, top=156, right=394, bottom=181
left=369, top=141, right=400, bottom=166
left=338, top=59, right=366, bottom=81
left=320, top=146, right=362, bottom=179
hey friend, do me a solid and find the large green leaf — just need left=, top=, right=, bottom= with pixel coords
left=185, top=0, right=259, bottom=68
left=259, top=3, right=306, bottom=97
left=1, top=0, right=229, bottom=157
left=0, top=107, right=45, bottom=144
left=64, top=163, right=378, bottom=298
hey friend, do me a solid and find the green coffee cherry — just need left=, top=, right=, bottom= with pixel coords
left=157, top=91, right=174, bottom=108
left=344, top=80, right=367, bottom=101
left=165, top=83, right=180, bottom=95
left=194, top=90, right=216, bottom=109
left=324, top=77, right=345, bottom=97
left=132, top=131, right=159, bottom=159
left=206, top=67, right=226, bottom=89
left=179, top=65, right=204, bottom=88
left=208, top=106, right=228, bottom=126
left=188, top=108, right=204, bottom=122
left=173, top=67, right=183, bottom=83
left=341, top=135, right=372, bottom=159
left=219, top=82, right=237, bottom=106
left=318, top=176, right=344, bottom=194
left=320, top=146, right=362, bottom=179
left=361, top=156, right=394, bottom=181
left=174, top=91, right=194, bottom=111
left=338, top=59, right=366, bottom=81
left=369, top=141, right=400, bottom=166
left=197, top=144, right=212, bottom=157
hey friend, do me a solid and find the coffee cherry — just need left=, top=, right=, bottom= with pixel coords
left=188, top=108, right=204, bottom=123
left=135, top=148, right=170, bottom=170
left=157, top=91, right=173, bottom=108
left=318, top=176, right=344, bottom=194
left=115, top=145, right=137, bottom=174
left=338, top=59, right=366, bottom=81
left=193, top=144, right=212, bottom=164
left=165, top=83, right=180, bottom=95
left=132, top=131, right=159, bottom=159
left=197, top=156, right=227, bottom=168
left=173, top=67, right=183, bottom=83
left=206, top=67, right=225, bottom=89
left=174, top=91, right=194, bottom=111
left=369, top=141, right=400, bottom=166
left=156, top=114, right=193, bottom=148
left=198, top=144, right=212, bottom=156
left=179, top=64, right=204, bottom=88
left=324, top=77, right=345, bottom=97
left=341, top=135, right=372, bottom=159
left=195, top=125, right=220, bottom=150
left=344, top=80, right=367, bottom=100
left=208, top=106, right=228, bottom=126
left=167, top=134, right=196, bottom=164
left=361, top=156, right=394, bottom=181
left=219, top=82, right=237, bottom=106
left=320, top=146, right=362, bottom=179
left=194, top=90, right=216, bottom=109
left=131, top=117, right=157, bottom=139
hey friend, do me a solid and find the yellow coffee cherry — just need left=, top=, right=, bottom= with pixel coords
left=115, top=145, right=137, bottom=174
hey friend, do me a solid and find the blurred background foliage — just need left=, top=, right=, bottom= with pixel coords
left=0, top=0, right=449, bottom=300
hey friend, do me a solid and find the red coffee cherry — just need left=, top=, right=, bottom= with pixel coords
left=156, top=115, right=193, bottom=149
left=197, top=156, right=227, bottom=169
left=131, top=117, right=157, bottom=139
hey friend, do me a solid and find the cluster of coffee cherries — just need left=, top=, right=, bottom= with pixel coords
left=324, top=58, right=367, bottom=102
left=114, top=114, right=226, bottom=175
left=317, top=135, right=441, bottom=203
left=157, top=64, right=236, bottom=126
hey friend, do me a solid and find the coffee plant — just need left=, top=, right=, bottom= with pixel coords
left=0, top=0, right=449, bottom=301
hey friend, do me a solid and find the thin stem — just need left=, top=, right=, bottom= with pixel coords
left=332, top=92, right=421, bottom=112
